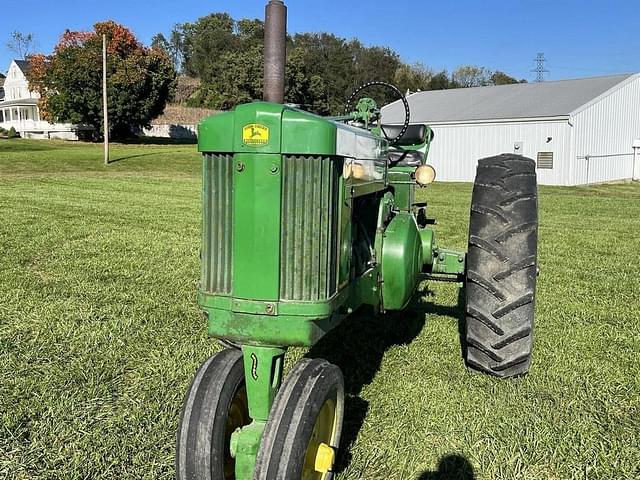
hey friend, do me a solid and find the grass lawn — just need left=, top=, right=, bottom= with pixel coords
left=1, top=139, right=638, bottom=479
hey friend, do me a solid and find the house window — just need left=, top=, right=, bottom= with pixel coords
left=537, top=152, right=554, bottom=169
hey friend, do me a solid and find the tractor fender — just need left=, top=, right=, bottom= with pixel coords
left=381, top=213, right=422, bottom=310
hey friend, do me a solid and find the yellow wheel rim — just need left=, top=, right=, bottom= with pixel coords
left=302, top=398, right=338, bottom=480
left=224, top=385, right=250, bottom=479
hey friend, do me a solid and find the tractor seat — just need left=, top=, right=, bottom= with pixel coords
left=388, top=148, right=424, bottom=167
left=380, top=124, right=433, bottom=146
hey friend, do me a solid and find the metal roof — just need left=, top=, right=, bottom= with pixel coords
left=382, top=74, right=636, bottom=124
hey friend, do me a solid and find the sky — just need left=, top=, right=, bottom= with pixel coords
left=2, top=0, right=640, bottom=81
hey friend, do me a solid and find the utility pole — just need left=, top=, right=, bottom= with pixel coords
left=531, top=53, right=549, bottom=82
left=102, top=34, right=109, bottom=165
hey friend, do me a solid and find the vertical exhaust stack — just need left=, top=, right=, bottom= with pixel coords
left=263, top=0, right=287, bottom=103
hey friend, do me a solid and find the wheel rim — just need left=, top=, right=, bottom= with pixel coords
left=302, top=398, right=338, bottom=480
left=223, top=384, right=250, bottom=479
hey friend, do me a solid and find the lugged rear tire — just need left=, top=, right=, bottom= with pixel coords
left=464, top=154, right=538, bottom=377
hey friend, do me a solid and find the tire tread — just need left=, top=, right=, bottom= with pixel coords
left=465, top=154, right=538, bottom=378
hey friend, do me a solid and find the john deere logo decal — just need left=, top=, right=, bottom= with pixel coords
left=243, top=123, right=270, bottom=146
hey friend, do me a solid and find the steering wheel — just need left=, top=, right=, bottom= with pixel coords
left=344, top=81, right=411, bottom=145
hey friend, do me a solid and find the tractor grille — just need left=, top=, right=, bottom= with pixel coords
left=202, top=153, right=234, bottom=294
left=280, top=155, right=341, bottom=301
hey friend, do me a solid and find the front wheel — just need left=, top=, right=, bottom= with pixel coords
left=254, top=358, right=345, bottom=480
left=464, top=154, right=538, bottom=377
left=176, top=349, right=251, bottom=480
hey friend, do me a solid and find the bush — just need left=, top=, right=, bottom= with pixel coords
left=7, top=127, right=19, bottom=139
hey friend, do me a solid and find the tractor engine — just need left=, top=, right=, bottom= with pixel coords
left=197, top=102, right=455, bottom=346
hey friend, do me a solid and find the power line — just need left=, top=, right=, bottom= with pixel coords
left=531, top=53, right=549, bottom=82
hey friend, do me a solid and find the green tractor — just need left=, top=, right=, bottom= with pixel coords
left=176, top=2, right=539, bottom=479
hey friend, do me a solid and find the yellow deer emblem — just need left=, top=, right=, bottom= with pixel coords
left=243, top=123, right=270, bottom=146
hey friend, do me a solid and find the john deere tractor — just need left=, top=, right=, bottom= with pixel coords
left=176, top=2, right=539, bottom=479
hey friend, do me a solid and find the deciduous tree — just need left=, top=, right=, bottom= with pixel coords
left=285, top=47, right=328, bottom=114
left=426, top=71, right=459, bottom=90
left=28, top=21, right=176, bottom=140
left=490, top=71, right=525, bottom=85
left=452, top=65, right=492, bottom=87
left=181, top=13, right=237, bottom=81
left=394, top=62, right=434, bottom=94
left=6, top=31, right=34, bottom=59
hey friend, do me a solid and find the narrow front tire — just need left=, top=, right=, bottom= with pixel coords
left=254, top=358, right=345, bottom=480
left=176, top=349, right=251, bottom=480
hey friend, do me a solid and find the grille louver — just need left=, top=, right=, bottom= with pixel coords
left=202, top=153, right=233, bottom=294
left=280, top=155, right=341, bottom=301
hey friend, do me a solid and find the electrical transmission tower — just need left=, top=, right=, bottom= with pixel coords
left=531, top=53, right=549, bottom=82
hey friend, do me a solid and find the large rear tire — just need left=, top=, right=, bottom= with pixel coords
left=464, top=154, right=538, bottom=377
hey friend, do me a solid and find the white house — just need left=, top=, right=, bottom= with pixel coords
left=0, top=72, right=5, bottom=102
left=0, top=59, right=83, bottom=139
left=382, top=74, right=640, bottom=185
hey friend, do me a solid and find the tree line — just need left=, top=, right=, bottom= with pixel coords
left=152, top=13, right=525, bottom=115
left=14, top=13, right=525, bottom=140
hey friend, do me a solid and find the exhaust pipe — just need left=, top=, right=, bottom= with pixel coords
left=263, top=0, right=287, bottom=103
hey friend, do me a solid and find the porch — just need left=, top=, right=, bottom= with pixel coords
left=0, top=98, right=39, bottom=125
left=0, top=98, right=78, bottom=139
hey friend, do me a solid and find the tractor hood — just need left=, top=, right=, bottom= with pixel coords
left=198, top=101, right=387, bottom=160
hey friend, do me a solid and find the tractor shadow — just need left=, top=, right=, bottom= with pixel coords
left=306, top=284, right=466, bottom=474
left=417, top=454, right=476, bottom=480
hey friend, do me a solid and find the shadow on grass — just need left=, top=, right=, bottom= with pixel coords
left=417, top=454, right=476, bottom=480
left=108, top=152, right=170, bottom=163
left=118, top=136, right=197, bottom=145
left=455, top=285, right=468, bottom=364
left=306, top=284, right=466, bottom=474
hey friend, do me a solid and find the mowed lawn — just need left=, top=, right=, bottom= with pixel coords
left=1, top=139, right=638, bottom=479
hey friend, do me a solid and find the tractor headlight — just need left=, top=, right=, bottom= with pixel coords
left=415, top=165, right=436, bottom=186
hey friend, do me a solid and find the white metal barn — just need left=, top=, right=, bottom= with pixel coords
left=382, top=74, right=640, bottom=185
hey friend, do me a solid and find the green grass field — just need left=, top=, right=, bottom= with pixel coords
left=1, top=139, right=638, bottom=479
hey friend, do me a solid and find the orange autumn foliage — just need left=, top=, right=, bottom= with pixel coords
left=95, top=21, right=141, bottom=57
left=27, top=20, right=176, bottom=139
